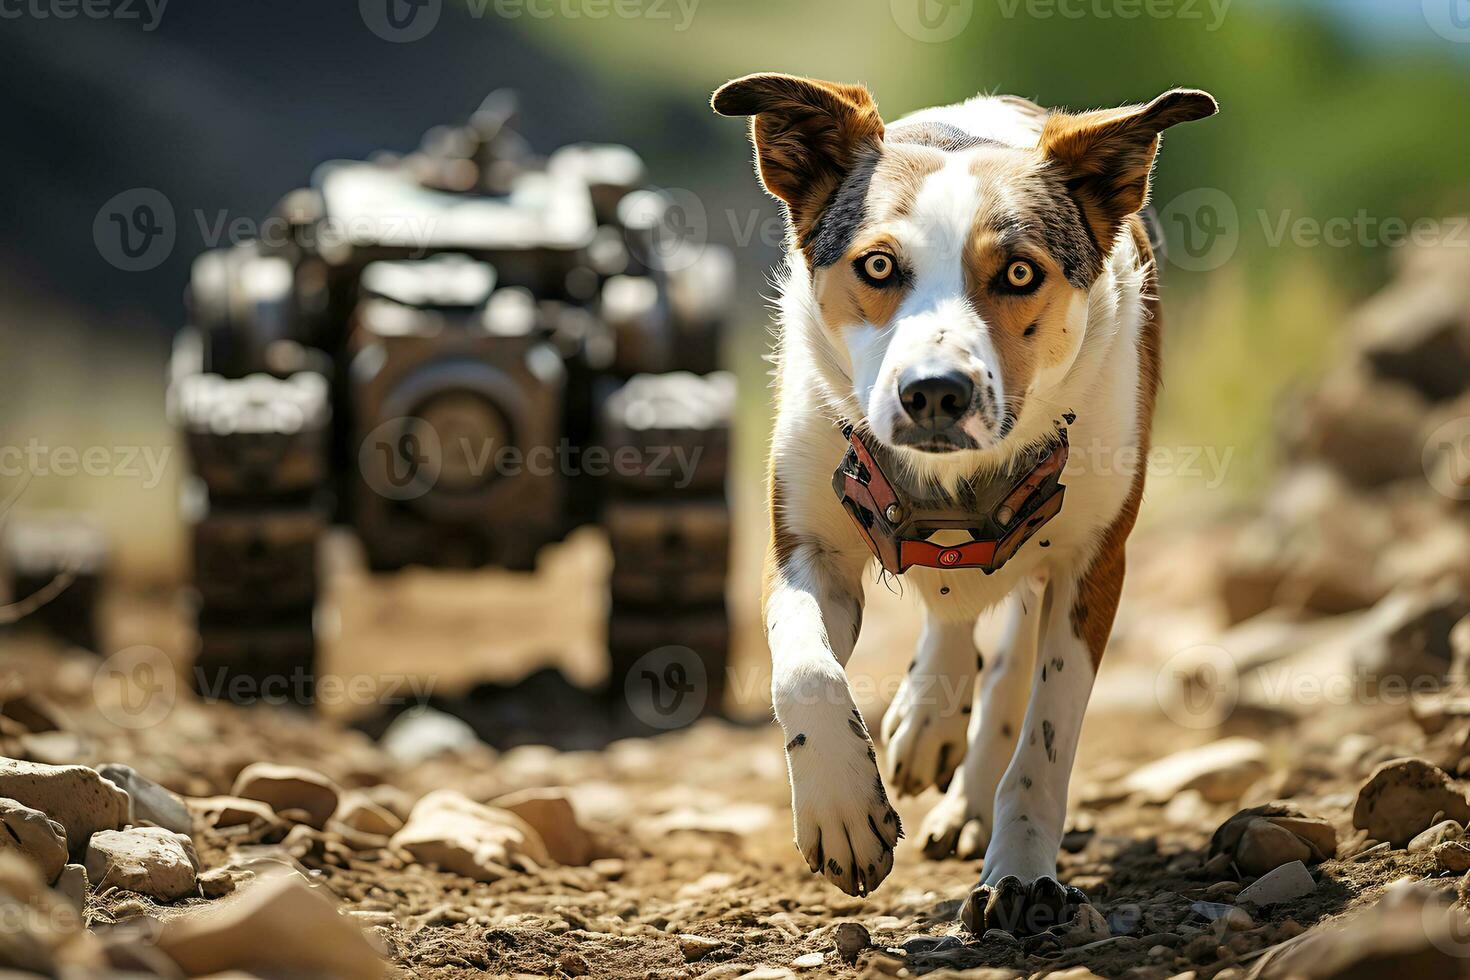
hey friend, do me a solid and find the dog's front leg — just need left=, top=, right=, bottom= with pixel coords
left=768, top=540, right=901, bottom=897
left=960, top=544, right=1124, bottom=934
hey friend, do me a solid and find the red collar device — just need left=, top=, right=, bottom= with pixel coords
left=832, top=424, right=1069, bottom=576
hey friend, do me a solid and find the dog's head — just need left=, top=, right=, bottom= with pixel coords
left=713, top=74, right=1216, bottom=461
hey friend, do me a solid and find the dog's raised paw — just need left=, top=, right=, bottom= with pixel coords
left=958, top=875, right=1088, bottom=936
left=792, top=766, right=903, bottom=897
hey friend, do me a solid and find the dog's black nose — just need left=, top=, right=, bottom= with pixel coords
left=899, top=369, right=974, bottom=425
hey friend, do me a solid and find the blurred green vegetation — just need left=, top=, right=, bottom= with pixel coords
left=514, top=0, right=1470, bottom=504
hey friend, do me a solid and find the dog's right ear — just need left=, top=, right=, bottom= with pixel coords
left=712, top=73, right=884, bottom=238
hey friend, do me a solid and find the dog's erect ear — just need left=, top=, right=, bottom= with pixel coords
left=712, top=73, right=884, bottom=238
left=1040, top=88, right=1218, bottom=249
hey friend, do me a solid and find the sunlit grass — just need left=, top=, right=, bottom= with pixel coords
left=1148, top=252, right=1346, bottom=517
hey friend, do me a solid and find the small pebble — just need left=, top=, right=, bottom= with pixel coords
left=679, top=934, right=725, bottom=962
left=833, top=921, right=870, bottom=961
left=558, top=952, right=591, bottom=976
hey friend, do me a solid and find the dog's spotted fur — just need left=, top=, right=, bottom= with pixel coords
left=713, top=74, right=1216, bottom=922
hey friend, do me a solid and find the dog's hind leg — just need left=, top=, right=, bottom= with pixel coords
left=919, top=578, right=1043, bottom=859
left=958, top=540, right=1125, bottom=934
left=881, top=609, right=979, bottom=797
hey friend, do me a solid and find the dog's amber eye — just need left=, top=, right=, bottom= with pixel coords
left=858, top=252, right=897, bottom=285
left=1006, top=260, right=1036, bottom=289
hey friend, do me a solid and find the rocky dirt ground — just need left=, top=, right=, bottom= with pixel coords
left=5, top=241, right=1470, bottom=979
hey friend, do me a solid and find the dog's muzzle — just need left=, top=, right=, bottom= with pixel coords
left=832, top=422, right=1068, bottom=576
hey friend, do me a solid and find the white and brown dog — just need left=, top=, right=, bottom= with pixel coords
left=712, top=74, right=1216, bottom=933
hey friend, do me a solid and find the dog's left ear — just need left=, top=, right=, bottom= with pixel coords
left=1041, top=88, right=1218, bottom=249
left=712, top=73, right=885, bottom=240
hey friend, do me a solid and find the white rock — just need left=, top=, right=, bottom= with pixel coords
left=381, top=707, right=480, bottom=764
left=84, top=826, right=200, bottom=901
left=1122, top=738, right=1268, bottom=804
left=390, top=790, right=549, bottom=882
left=231, top=763, right=340, bottom=830
left=0, top=796, right=68, bottom=883
left=791, top=951, right=824, bottom=969
left=97, top=764, right=192, bottom=836
left=1408, top=818, right=1463, bottom=852
left=1237, top=860, right=1316, bottom=906
left=0, top=759, right=130, bottom=859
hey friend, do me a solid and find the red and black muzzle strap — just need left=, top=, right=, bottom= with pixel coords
left=831, top=424, right=1068, bottom=577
